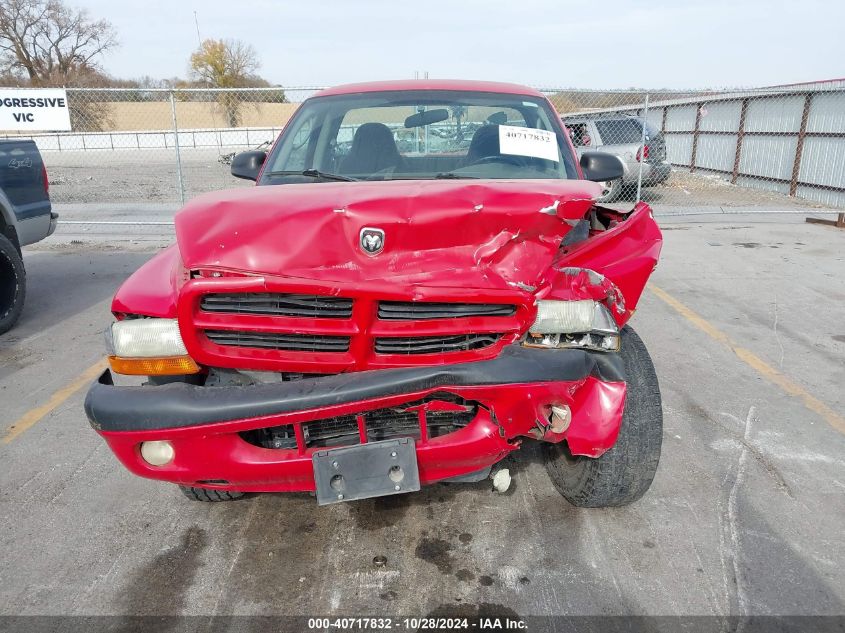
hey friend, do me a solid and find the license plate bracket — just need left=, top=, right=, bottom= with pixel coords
left=312, top=438, right=420, bottom=505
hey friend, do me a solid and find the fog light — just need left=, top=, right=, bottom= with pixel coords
left=139, top=441, right=174, bottom=466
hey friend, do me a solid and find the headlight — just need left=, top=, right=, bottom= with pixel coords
left=530, top=299, right=595, bottom=334
left=109, top=319, right=187, bottom=357
left=525, top=300, right=620, bottom=352
left=107, top=318, right=200, bottom=375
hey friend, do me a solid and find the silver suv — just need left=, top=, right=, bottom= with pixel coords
left=562, top=114, right=671, bottom=202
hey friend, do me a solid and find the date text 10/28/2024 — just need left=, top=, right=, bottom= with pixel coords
left=307, top=617, right=528, bottom=630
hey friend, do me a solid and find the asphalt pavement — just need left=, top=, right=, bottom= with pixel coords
left=0, top=213, right=843, bottom=622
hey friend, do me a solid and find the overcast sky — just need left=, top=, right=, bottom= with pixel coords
left=77, top=0, right=844, bottom=90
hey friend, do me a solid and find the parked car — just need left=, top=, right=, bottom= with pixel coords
left=0, top=139, right=55, bottom=334
left=85, top=80, right=663, bottom=509
left=563, top=113, right=671, bottom=202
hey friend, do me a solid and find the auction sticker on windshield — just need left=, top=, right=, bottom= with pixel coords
left=499, top=125, right=558, bottom=161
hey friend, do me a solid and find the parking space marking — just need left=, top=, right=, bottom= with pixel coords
left=649, top=284, right=845, bottom=435
left=2, top=359, right=108, bottom=445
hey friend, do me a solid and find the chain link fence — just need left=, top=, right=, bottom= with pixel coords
left=545, top=82, right=845, bottom=216
left=3, top=83, right=844, bottom=218
left=4, top=87, right=320, bottom=205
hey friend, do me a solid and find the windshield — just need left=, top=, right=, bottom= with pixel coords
left=260, top=90, right=578, bottom=184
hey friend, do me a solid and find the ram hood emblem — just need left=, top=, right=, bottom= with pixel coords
left=360, top=227, right=385, bottom=256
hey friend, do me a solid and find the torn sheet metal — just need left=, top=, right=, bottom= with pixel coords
left=173, top=179, right=600, bottom=291
left=116, top=184, right=661, bottom=333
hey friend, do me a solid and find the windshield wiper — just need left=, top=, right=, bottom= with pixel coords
left=434, top=172, right=478, bottom=179
left=267, top=169, right=357, bottom=182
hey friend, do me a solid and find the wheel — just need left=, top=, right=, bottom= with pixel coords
left=0, top=233, right=26, bottom=335
left=544, top=326, right=662, bottom=507
left=179, top=486, right=245, bottom=502
left=596, top=178, right=623, bottom=203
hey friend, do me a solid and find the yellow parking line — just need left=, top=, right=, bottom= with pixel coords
left=2, top=359, right=108, bottom=445
left=649, top=284, right=845, bottom=435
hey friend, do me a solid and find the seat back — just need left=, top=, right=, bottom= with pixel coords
left=340, top=123, right=404, bottom=174
left=465, top=125, right=501, bottom=164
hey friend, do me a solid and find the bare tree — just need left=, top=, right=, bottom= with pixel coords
left=0, top=0, right=117, bottom=84
left=0, top=0, right=118, bottom=130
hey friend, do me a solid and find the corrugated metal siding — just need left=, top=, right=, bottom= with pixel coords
left=806, top=93, right=845, bottom=133
left=795, top=184, right=845, bottom=208
left=665, top=105, right=698, bottom=132
left=744, top=95, right=805, bottom=133
left=699, top=101, right=742, bottom=132
left=697, top=134, right=738, bottom=171
left=798, top=137, right=845, bottom=188
left=739, top=136, right=798, bottom=180
left=735, top=175, right=791, bottom=196
left=644, top=107, right=664, bottom=131
left=563, top=85, right=844, bottom=210
left=666, top=133, right=694, bottom=165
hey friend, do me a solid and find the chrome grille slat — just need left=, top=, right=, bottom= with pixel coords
left=201, top=293, right=353, bottom=318
left=378, top=301, right=516, bottom=320
left=374, top=334, right=502, bottom=354
left=205, top=330, right=350, bottom=352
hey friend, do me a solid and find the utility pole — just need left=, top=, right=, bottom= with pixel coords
left=193, top=11, right=202, bottom=46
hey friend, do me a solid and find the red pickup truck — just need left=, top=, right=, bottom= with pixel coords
left=85, top=80, right=663, bottom=508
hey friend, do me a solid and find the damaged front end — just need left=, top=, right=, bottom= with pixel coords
left=85, top=179, right=662, bottom=504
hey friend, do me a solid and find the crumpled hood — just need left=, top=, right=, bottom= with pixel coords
left=175, top=179, right=601, bottom=290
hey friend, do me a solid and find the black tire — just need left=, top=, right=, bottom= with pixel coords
left=179, top=486, right=245, bottom=502
left=0, top=233, right=26, bottom=335
left=596, top=178, right=623, bottom=203
left=544, top=326, right=662, bottom=507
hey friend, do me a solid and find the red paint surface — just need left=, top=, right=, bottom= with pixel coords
left=314, top=79, right=547, bottom=99
left=112, top=245, right=185, bottom=318
left=174, top=180, right=599, bottom=288
left=178, top=275, right=534, bottom=373
left=100, top=378, right=626, bottom=492
left=101, top=83, right=664, bottom=493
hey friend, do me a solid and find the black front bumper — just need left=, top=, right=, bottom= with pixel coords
left=85, top=345, right=624, bottom=432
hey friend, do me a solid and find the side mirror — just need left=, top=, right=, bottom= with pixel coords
left=580, top=151, right=624, bottom=182
left=231, top=151, right=267, bottom=181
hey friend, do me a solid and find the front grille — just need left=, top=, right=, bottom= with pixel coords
left=303, top=415, right=359, bottom=448
left=189, top=284, right=523, bottom=371
left=240, top=425, right=298, bottom=450
left=365, top=402, right=475, bottom=441
left=374, top=334, right=502, bottom=355
left=201, top=293, right=353, bottom=318
left=378, top=301, right=516, bottom=320
left=239, top=393, right=478, bottom=450
left=205, top=330, right=350, bottom=352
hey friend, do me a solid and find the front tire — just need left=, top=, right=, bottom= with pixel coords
left=0, top=233, right=26, bottom=335
left=179, top=486, right=245, bottom=502
left=544, top=326, right=662, bottom=507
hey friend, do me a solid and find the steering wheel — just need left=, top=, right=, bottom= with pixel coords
left=468, top=154, right=527, bottom=168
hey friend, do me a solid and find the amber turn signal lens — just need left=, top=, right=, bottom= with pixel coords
left=108, top=355, right=200, bottom=376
